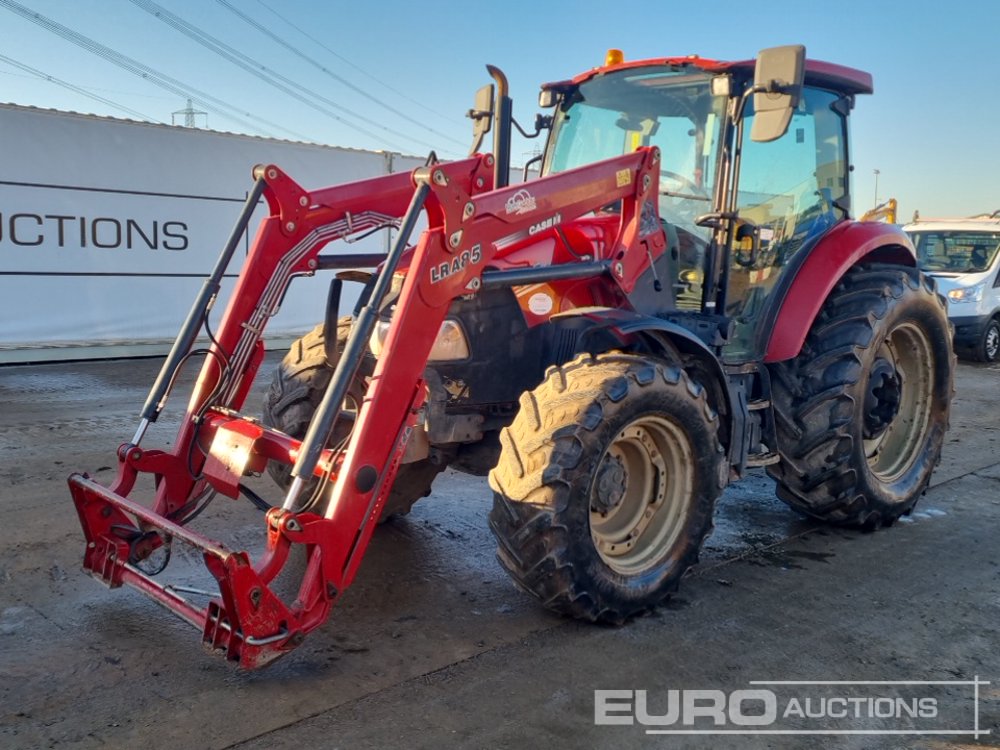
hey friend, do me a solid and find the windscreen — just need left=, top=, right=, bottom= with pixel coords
left=544, top=65, right=725, bottom=238
left=543, top=65, right=726, bottom=309
left=910, top=231, right=1000, bottom=274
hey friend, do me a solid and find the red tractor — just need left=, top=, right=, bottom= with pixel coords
left=69, top=46, right=953, bottom=668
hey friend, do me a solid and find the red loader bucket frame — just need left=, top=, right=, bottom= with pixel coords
left=69, top=148, right=665, bottom=668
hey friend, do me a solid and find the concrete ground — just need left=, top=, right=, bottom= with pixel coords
left=0, top=354, right=997, bottom=749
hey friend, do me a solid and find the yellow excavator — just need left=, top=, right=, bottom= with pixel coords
left=860, top=198, right=898, bottom=223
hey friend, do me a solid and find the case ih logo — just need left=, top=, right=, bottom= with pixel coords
left=529, top=213, right=562, bottom=235
left=505, top=189, right=537, bottom=216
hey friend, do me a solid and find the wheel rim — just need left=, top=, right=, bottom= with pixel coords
left=589, top=415, right=694, bottom=575
left=863, top=321, right=935, bottom=481
left=986, top=325, right=999, bottom=361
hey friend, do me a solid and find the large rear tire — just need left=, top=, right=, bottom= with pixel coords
left=262, top=318, right=444, bottom=519
left=488, top=353, right=724, bottom=623
left=767, top=265, right=953, bottom=527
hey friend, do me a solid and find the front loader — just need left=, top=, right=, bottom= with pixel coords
left=68, top=46, right=953, bottom=667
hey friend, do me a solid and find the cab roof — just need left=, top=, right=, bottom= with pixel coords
left=544, top=55, right=873, bottom=96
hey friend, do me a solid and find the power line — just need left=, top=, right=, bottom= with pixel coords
left=0, top=53, right=164, bottom=122
left=132, top=0, right=424, bottom=153
left=130, top=0, right=450, bottom=155
left=252, top=0, right=459, bottom=129
left=0, top=67, right=175, bottom=101
left=0, top=0, right=315, bottom=142
left=216, top=0, right=465, bottom=147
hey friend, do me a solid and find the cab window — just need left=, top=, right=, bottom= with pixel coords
left=725, top=87, right=849, bottom=360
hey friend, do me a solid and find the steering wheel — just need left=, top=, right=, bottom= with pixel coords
left=659, top=170, right=710, bottom=200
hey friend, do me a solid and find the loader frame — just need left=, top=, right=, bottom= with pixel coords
left=69, top=148, right=666, bottom=667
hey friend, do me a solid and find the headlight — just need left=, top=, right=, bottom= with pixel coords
left=428, top=319, right=471, bottom=361
left=368, top=318, right=470, bottom=361
left=947, top=283, right=984, bottom=304
left=369, top=320, right=389, bottom=357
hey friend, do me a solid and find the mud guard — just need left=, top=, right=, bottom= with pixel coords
left=548, top=306, right=734, bottom=451
left=764, top=221, right=916, bottom=363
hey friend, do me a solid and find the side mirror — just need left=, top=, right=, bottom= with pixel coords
left=467, top=83, right=494, bottom=155
left=751, top=45, right=805, bottom=143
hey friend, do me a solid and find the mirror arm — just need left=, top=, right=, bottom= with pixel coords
left=512, top=114, right=553, bottom=140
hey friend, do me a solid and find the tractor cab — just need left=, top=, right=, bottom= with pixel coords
left=536, top=48, right=869, bottom=361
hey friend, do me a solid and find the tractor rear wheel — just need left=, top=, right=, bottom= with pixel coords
left=768, top=265, right=953, bottom=527
left=262, top=318, right=444, bottom=519
left=488, top=352, right=724, bottom=623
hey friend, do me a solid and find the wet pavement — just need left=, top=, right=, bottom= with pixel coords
left=0, top=354, right=997, bottom=749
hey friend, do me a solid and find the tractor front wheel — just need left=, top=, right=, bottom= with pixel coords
left=488, top=353, right=724, bottom=623
left=972, top=317, right=1000, bottom=363
left=768, top=265, right=953, bottom=527
left=262, top=318, right=444, bottom=519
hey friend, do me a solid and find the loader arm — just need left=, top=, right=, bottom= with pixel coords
left=68, top=147, right=664, bottom=668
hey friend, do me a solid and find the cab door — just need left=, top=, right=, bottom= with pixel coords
left=723, top=87, right=851, bottom=361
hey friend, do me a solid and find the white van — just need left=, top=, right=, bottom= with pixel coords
left=904, top=214, right=1000, bottom=362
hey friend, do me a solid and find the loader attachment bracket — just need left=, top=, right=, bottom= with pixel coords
left=69, top=472, right=342, bottom=669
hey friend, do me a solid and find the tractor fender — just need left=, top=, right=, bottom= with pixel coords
left=549, top=306, right=733, bottom=435
left=764, top=221, right=916, bottom=363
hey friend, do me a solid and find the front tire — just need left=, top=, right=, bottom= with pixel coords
left=488, top=353, right=724, bottom=623
left=768, top=265, right=953, bottom=527
left=973, top=317, right=1000, bottom=363
left=262, top=319, right=444, bottom=519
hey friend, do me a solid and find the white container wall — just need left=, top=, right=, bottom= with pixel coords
left=0, top=104, right=427, bottom=362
